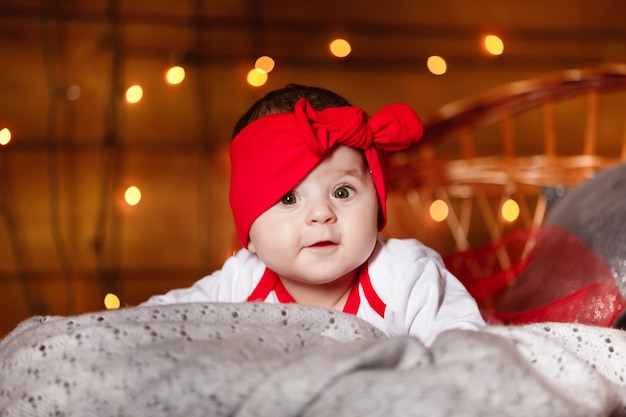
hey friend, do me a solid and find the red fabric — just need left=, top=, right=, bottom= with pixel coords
left=444, top=228, right=534, bottom=302
left=246, top=268, right=284, bottom=303
left=482, top=282, right=625, bottom=326
left=445, top=225, right=626, bottom=328
left=342, top=284, right=362, bottom=315
left=230, top=98, right=423, bottom=247
left=359, top=267, right=387, bottom=317
left=246, top=266, right=387, bottom=317
left=273, top=280, right=297, bottom=304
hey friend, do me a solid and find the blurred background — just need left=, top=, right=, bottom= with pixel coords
left=1, top=0, right=626, bottom=336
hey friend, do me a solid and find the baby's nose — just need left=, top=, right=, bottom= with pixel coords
left=306, top=198, right=337, bottom=224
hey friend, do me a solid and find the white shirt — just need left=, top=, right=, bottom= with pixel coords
left=143, top=237, right=485, bottom=346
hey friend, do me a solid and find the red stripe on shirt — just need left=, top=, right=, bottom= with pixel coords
left=360, top=267, right=386, bottom=317
left=247, top=266, right=385, bottom=318
left=342, top=281, right=361, bottom=315
left=247, top=268, right=296, bottom=303
left=247, top=268, right=279, bottom=302
left=274, top=278, right=297, bottom=303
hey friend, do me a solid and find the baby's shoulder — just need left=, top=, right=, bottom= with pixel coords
left=194, top=248, right=265, bottom=285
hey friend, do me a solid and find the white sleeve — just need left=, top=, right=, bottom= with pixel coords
left=375, top=239, right=485, bottom=346
left=140, top=249, right=265, bottom=306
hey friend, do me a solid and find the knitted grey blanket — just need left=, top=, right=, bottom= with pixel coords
left=1, top=302, right=626, bottom=417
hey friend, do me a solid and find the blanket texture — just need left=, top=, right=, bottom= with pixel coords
left=1, top=302, right=626, bottom=417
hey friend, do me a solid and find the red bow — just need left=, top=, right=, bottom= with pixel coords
left=230, top=98, right=423, bottom=247
left=295, top=99, right=423, bottom=155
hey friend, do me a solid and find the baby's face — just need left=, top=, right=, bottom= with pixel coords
left=248, top=145, right=379, bottom=288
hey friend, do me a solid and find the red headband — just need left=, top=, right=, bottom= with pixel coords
left=229, top=98, right=423, bottom=247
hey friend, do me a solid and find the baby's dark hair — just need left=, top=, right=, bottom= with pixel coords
left=232, top=84, right=352, bottom=138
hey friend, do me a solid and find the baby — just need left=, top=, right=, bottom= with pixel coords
left=143, top=84, right=485, bottom=346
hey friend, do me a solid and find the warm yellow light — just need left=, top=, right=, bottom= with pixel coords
left=427, top=56, right=447, bottom=75
left=247, top=69, right=268, bottom=87
left=104, top=293, right=121, bottom=309
left=484, top=35, right=504, bottom=56
left=124, top=185, right=142, bottom=206
left=255, top=56, right=275, bottom=73
left=329, top=38, right=352, bottom=58
left=501, top=199, right=520, bottom=222
left=0, top=128, right=11, bottom=145
left=125, top=85, right=143, bottom=103
left=166, top=66, right=186, bottom=84
left=429, top=199, right=449, bottom=222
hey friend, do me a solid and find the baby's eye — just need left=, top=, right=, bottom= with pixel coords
left=333, top=186, right=354, bottom=199
left=280, top=192, right=299, bottom=205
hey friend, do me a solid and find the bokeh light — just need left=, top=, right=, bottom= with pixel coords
left=247, top=69, right=268, bottom=87
left=166, top=66, right=186, bottom=84
left=501, top=198, right=520, bottom=222
left=484, top=34, right=504, bottom=56
left=66, top=85, right=81, bottom=100
left=125, top=85, right=143, bottom=103
left=329, top=38, right=352, bottom=58
left=429, top=199, right=449, bottom=222
left=255, top=56, right=275, bottom=73
left=427, top=56, right=447, bottom=75
left=124, top=185, right=142, bottom=206
left=104, top=293, right=121, bottom=309
left=0, top=128, right=11, bottom=145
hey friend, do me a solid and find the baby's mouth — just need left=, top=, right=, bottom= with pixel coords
left=309, top=241, right=336, bottom=247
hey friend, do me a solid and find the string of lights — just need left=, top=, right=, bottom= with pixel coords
left=0, top=21, right=591, bottom=314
